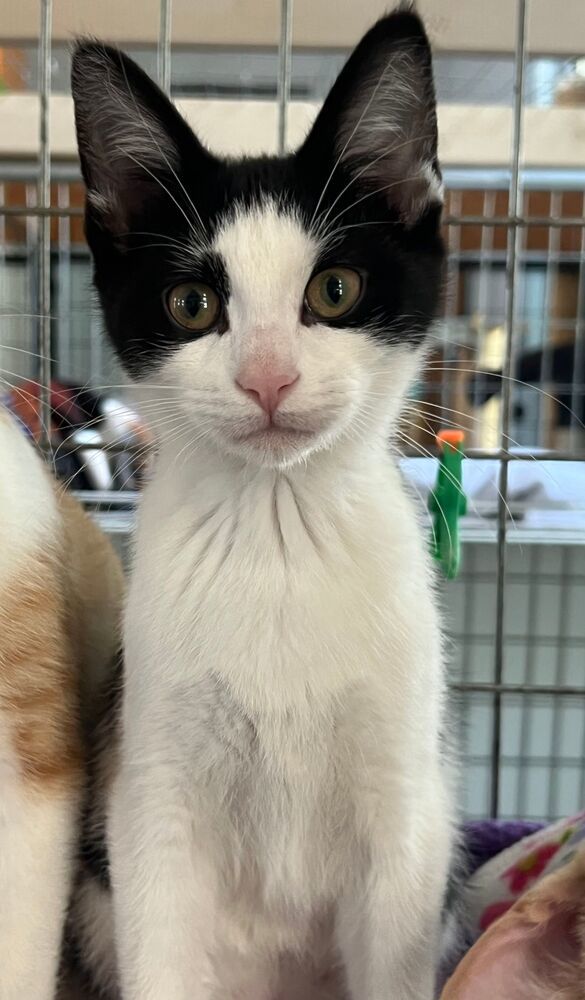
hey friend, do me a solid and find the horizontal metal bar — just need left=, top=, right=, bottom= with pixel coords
left=1, top=204, right=584, bottom=230
left=444, top=215, right=585, bottom=228
left=451, top=683, right=585, bottom=695
left=466, top=754, right=585, bottom=767
left=0, top=205, right=82, bottom=217
left=458, top=448, right=585, bottom=462
left=39, top=439, right=143, bottom=458
left=453, top=572, right=585, bottom=585
left=72, top=489, right=138, bottom=508
left=450, top=636, right=585, bottom=648
left=3, top=164, right=584, bottom=191
left=36, top=437, right=585, bottom=462
left=37, top=438, right=585, bottom=462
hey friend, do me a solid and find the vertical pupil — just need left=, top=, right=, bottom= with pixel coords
left=184, top=289, right=203, bottom=316
left=325, top=275, right=344, bottom=305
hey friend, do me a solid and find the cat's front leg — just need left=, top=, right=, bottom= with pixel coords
left=0, top=786, right=78, bottom=1000
left=109, top=758, right=217, bottom=1000
left=337, top=785, right=451, bottom=1000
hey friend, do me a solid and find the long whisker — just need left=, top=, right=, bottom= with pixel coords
left=116, top=149, right=201, bottom=241
left=395, top=429, right=456, bottom=553
left=426, top=366, right=585, bottom=435
left=316, top=132, right=435, bottom=244
left=309, top=56, right=398, bottom=231
left=398, top=418, right=518, bottom=523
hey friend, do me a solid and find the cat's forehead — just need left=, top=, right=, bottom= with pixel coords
left=211, top=199, right=319, bottom=313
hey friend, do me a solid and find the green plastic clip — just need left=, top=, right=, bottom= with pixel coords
left=428, top=430, right=467, bottom=580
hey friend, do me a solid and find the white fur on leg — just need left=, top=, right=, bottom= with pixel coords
left=337, top=793, right=451, bottom=1000
left=212, top=953, right=277, bottom=1000
left=109, top=759, right=218, bottom=1000
left=0, top=780, right=77, bottom=1000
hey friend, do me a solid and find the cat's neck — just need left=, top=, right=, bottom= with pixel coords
left=149, top=432, right=396, bottom=521
left=130, top=430, right=430, bottom=712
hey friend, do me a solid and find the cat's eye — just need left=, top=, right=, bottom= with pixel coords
left=305, top=267, right=362, bottom=320
left=167, top=282, right=221, bottom=333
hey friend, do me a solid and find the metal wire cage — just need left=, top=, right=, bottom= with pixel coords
left=0, top=0, right=584, bottom=823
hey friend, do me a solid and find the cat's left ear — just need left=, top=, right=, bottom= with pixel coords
left=298, top=5, right=442, bottom=225
left=71, top=40, right=213, bottom=234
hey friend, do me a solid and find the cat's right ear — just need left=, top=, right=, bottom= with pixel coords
left=297, top=7, right=442, bottom=226
left=71, top=41, right=211, bottom=234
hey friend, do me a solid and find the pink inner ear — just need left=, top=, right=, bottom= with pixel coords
left=444, top=905, right=583, bottom=1000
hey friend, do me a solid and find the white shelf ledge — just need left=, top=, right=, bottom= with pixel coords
left=1, top=95, right=585, bottom=168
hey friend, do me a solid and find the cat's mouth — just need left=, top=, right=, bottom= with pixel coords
left=232, top=424, right=315, bottom=446
left=227, top=416, right=321, bottom=462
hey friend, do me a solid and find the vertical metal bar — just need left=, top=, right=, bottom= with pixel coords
left=277, top=0, right=293, bottom=155
left=38, top=0, right=53, bottom=451
left=0, top=182, right=5, bottom=327
left=579, top=686, right=585, bottom=807
left=442, top=190, right=462, bottom=426
left=158, top=0, right=172, bottom=95
left=459, top=549, right=477, bottom=708
left=25, top=184, right=37, bottom=388
left=538, top=191, right=561, bottom=449
left=570, top=199, right=585, bottom=453
left=517, top=547, right=540, bottom=819
left=490, top=0, right=527, bottom=819
left=547, top=547, right=571, bottom=819
left=474, top=190, right=497, bottom=445
left=57, top=183, right=71, bottom=381
left=0, top=182, right=7, bottom=388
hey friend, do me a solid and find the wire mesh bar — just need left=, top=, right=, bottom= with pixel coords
left=491, top=0, right=528, bottom=819
left=538, top=191, right=562, bottom=447
left=25, top=183, right=37, bottom=388
left=580, top=683, right=585, bottom=806
left=89, top=297, right=102, bottom=386
left=0, top=183, right=5, bottom=324
left=277, top=0, right=293, bottom=155
left=0, top=203, right=583, bottom=229
left=32, top=435, right=585, bottom=462
left=546, top=547, right=572, bottom=817
left=441, top=190, right=462, bottom=426
left=441, top=216, right=585, bottom=228
left=158, top=0, right=172, bottom=95
left=517, top=548, right=540, bottom=818
left=456, top=545, right=477, bottom=755
left=0, top=206, right=83, bottom=218
left=473, top=190, right=497, bottom=442
left=57, top=183, right=71, bottom=380
left=452, top=684, right=585, bottom=696
left=570, top=197, right=585, bottom=450
left=37, top=0, right=52, bottom=450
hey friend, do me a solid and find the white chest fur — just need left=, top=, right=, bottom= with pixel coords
left=112, top=442, right=452, bottom=1000
left=126, top=442, right=442, bottom=714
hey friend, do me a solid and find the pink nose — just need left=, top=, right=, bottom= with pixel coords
left=236, top=368, right=299, bottom=416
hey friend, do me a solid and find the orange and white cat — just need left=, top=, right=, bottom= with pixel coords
left=0, top=408, right=123, bottom=1000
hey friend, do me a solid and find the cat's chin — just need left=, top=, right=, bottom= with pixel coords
left=224, top=424, right=324, bottom=468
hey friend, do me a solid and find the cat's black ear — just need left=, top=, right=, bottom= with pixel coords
left=71, top=41, right=210, bottom=233
left=298, top=7, right=441, bottom=225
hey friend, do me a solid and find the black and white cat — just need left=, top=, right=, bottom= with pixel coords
left=70, top=7, right=453, bottom=999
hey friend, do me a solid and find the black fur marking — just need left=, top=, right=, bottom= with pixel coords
left=78, top=654, right=123, bottom=892
left=79, top=821, right=111, bottom=890
left=72, top=9, right=444, bottom=377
